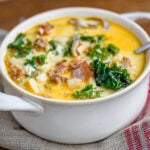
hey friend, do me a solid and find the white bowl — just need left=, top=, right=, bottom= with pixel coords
left=0, top=7, right=150, bottom=144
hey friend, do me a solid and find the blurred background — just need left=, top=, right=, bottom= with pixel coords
left=0, top=0, right=150, bottom=34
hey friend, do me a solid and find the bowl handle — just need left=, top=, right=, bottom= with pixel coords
left=0, top=30, right=43, bottom=113
left=121, top=12, right=150, bottom=21
left=0, top=76, right=43, bottom=113
left=0, top=92, right=43, bottom=112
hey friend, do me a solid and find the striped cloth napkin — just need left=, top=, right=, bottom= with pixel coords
left=0, top=30, right=150, bottom=150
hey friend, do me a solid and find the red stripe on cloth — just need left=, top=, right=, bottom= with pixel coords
left=131, top=125, right=142, bottom=150
left=124, top=128, right=134, bottom=150
left=142, top=121, right=150, bottom=149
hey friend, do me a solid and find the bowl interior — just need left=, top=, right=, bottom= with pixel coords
left=0, top=7, right=150, bottom=104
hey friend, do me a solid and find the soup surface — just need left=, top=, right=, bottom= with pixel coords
left=5, top=17, right=145, bottom=100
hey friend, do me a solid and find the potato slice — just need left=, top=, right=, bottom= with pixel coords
left=25, top=79, right=40, bottom=94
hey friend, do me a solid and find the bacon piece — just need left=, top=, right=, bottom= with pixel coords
left=38, top=22, right=54, bottom=35
left=69, top=58, right=84, bottom=69
left=72, top=41, right=82, bottom=56
left=86, top=17, right=110, bottom=30
left=48, top=58, right=92, bottom=83
left=69, top=18, right=79, bottom=29
left=83, top=46, right=92, bottom=54
left=72, top=68, right=85, bottom=80
left=55, top=59, right=68, bottom=73
left=33, top=37, right=47, bottom=51
left=9, top=63, right=24, bottom=80
left=69, top=17, right=110, bottom=30
left=72, top=34, right=82, bottom=56
left=70, top=59, right=93, bottom=81
left=122, top=57, right=132, bottom=68
left=48, top=72, right=67, bottom=84
left=48, top=59, right=69, bottom=84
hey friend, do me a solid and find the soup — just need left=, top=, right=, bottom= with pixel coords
left=5, top=17, right=145, bottom=100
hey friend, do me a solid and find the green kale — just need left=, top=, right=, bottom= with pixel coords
left=87, top=44, right=103, bottom=59
left=96, top=35, right=105, bottom=43
left=8, top=33, right=32, bottom=58
left=73, top=85, right=102, bottom=99
left=87, top=43, right=119, bottom=60
left=49, top=40, right=59, bottom=55
left=49, top=40, right=57, bottom=49
left=80, top=36, right=95, bottom=43
left=107, top=44, right=119, bottom=55
left=63, top=40, right=73, bottom=56
left=24, top=55, right=47, bottom=69
left=91, top=59, right=132, bottom=90
left=80, top=35, right=105, bottom=43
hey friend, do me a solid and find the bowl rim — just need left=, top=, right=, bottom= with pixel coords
left=0, top=7, right=150, bottom=105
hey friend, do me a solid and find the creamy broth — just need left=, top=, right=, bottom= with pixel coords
left=5, top=17, right=145, bottom=100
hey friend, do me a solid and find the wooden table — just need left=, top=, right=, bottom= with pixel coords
left=0, top=0, right=149, bottom=149
left=0, top=0, right=150, bottom=34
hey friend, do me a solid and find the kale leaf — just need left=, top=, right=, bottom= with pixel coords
left=91, top=59, right=132, bottom=90
left=49, top=40, right=59, bottom=55
left=80, top=36, right=95, bottom=43
left=96, top=35, right=105, bottom=43
left=63, top=40, right=73, bottom=56
left=8, top=33, right=32, bottom=58
left=24, top=55, right=47, bottom=69
left=80, top=35, right=105, bottom=43
left=49, top=40, right=57, bottom=49
left=73, top=84, right=102, bottom=99
left=107, top=44, right=119, bottom=55
left=87, top=43, right=119, bottom=60
left=87, top=44, right=103, bottom=59
left=63, top=35, right=105, bottom=57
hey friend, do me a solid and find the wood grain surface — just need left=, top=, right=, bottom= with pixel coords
left=0, top=0, right=149, bottom=149
left=0, top=0, right=149, bottom=33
